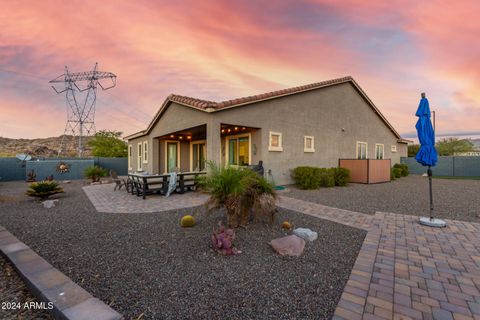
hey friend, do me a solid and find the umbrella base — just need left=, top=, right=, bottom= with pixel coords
left=419, top=217, right=446, bottom=228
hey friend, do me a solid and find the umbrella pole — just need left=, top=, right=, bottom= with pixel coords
left=428, top=166, right=433, bottom=220
left=420, top=165, right=445, bottom=227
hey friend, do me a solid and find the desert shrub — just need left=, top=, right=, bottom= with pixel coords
left=333, top=167, right=351, bottom=186
left=319, top=168, right=335, bottom=187
left=292, top=166, right=321, bottom=189
left=84, top=165, right=107, bottom=182
left=197, top=161, right=276, bottom=228
left=394, top=163, right=409, bottom=177
left=392, top=167, right=402, bottom=179
left=26, top=181, right=64, bottom=199
left=390, top=168, right=396, bottom=181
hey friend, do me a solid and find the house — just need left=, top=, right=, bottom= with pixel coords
left=125, top=76, right=408, bottom=185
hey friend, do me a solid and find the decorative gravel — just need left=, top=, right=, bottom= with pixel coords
left=0, top=181, right=366, bottom=320
left=0, top=255, right=52, bottom=320
left=286, top=175, right=480, bottom=222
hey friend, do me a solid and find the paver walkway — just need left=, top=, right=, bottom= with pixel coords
left=278, top=196, right=480, bottom=320
left=83, top=183, right=209, bottom=213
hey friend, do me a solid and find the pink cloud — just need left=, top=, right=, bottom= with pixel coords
left=0, top=0, right=479, bottom=139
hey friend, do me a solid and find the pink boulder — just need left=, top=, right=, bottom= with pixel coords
left=269, top=235, right=305, bottom=256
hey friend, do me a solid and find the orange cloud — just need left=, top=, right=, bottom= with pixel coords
left=0, top=0, right=479, bottom=139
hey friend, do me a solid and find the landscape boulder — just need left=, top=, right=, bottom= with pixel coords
left=293, top=228, right=318, bottom=242
left=42, top=199, right=58, bottom=208
left=269, top=235, right=305, bottom=256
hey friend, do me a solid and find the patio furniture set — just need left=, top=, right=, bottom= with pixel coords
left=124, top=171, right=206, bottom=199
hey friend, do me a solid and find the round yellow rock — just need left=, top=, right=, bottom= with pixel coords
left=180, top=215, right=196, bottom=227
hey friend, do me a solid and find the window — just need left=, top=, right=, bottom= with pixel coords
left=191, top=141, right=206, bottom=171
left=304, top=136, right=315, bottom=152
left=164, top=141, right=181, bottom=173
left=375, top=144, right=384, bottom=159
left=137, top=143, right=142, bottom=171
left=143, top=141, right=148, bottom=163
left=269, top=131, right=283, bottom=151
left=391, top=145, right=397, bottom=153
left=356, top=142, right=367, bottom=159
left=227, top=135, right=250, bottom=166
left=128, top=145, right=132, bottom=170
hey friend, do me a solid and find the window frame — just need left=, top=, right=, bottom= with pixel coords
left=143, top=141, right=148, bottom=164
left=304, top=136, right=315, bottom=153
left=356, top=141, right=368, bottom=160
left=391, top=145, right=397, bottom=153
left=164, top=140, right=181, bottom=174
left=268, top=131, right=283, bottom=152
left=375, top=143, right=384, bottom=160
left=137, top=143, right=143, bottom=171
left=225, top=133, right=251, bottom=166
left=128, top=145, right=132, bottom=170
left=190, top=140, right=207, bottom=171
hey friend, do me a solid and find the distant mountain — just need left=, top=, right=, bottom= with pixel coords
left=0, top=135, right=93, bottom=158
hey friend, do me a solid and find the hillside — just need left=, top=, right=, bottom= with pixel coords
left=0, top=136, right=93, bottom=158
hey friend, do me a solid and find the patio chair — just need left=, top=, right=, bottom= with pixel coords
left=110, top=170, right=126, bottom=191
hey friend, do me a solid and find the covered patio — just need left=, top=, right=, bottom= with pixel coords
left=150, top=123, right=261, bottom=174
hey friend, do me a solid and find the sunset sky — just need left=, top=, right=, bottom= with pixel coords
left=1, top=1, right=479, bottom=139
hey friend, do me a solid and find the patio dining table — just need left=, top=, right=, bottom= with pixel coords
left=127, top=171, right=206, bottom=199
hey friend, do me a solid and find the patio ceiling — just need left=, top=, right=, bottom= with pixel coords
left=156, top=124, right=206, bottom=141
left=221, top=123, right=259, bottom=137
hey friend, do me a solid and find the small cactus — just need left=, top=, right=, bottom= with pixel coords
left=180, top=215, right=196, bottom=227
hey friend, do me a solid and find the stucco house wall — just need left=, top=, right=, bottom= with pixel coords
left=125, top=78, right=408, bottom=185
left=207, top=82, right=405, bottom=184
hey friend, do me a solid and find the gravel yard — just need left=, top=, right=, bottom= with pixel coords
left=0, top=255, right=52, bottom=320
left=285, top=175, right=480, bottom=222
left=0, top=181, right=365, bottom=319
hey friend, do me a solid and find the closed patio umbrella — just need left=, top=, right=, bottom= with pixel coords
left=415, top=93, right=445, bottom=227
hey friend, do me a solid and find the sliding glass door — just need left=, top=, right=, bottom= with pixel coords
left=191, top=142, right=206, bottom=171
left=167, top=142, right=178, bottom=172
left=227, top=135, right=250, bottom=166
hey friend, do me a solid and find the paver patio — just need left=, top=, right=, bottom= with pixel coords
left=83, top=183, right=209, bottom=213
left=278, top=196, right=480, bottom=320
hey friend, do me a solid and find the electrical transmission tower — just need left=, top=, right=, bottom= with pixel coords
left=50, top=63, right=116, bottom=157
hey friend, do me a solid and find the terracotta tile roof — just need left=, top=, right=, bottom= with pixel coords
left=168, top=76, right=354, bottom=110
left=125, top=76, right=403, bottom=140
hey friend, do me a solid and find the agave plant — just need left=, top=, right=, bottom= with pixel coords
left=197, top=161, right=276, bottom=228
left=26, top=181, right=64, bottom=199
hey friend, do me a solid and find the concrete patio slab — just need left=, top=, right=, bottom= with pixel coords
left=83, top=183, right=209, bottom=213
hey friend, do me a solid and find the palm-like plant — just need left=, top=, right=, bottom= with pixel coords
left=197, top=161, right=276, bottom=228
left=26, top=181, right=64, bottom=199
left=84, top=165, right=107, bottom=182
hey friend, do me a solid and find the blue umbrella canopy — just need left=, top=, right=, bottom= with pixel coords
left=415, top=96, right=438, bottom=166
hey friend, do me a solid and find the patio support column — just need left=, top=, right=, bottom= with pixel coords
left=206, top=120, right=221, bottom=169
left=152, top=138, right=159, bottom=174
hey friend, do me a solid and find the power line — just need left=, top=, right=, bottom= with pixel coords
left=0, top=68, right=50, bottom=81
